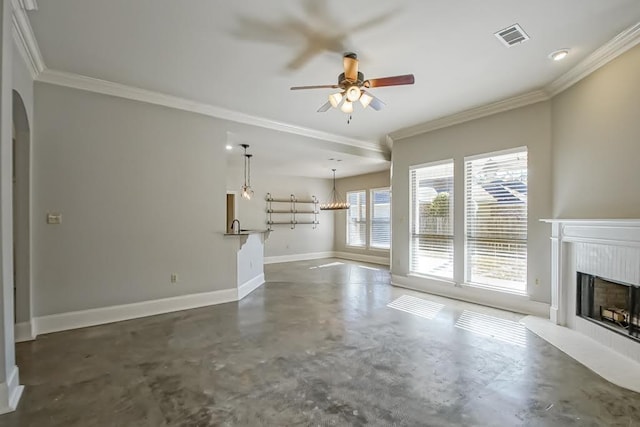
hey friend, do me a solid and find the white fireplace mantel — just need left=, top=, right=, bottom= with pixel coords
left=541, top=219, right=640, bottom=326
left=525, top=219, right=640, bottom=391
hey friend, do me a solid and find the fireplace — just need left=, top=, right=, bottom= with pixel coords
left=577, top=272, right=640, bottom=341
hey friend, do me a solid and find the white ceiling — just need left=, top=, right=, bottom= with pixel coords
left=25, top=0, right=640, bottom=176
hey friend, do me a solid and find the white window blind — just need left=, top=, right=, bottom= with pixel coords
left=371, top=188, right=391, bottom=249
left=347, top=190, right=366, bottom=247
left=410, top=161, right=454, bottom=279
left=465, top=149, right=528, bottom=293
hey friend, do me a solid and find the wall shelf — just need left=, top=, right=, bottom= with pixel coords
left=266, top=193, right=319, bottom=230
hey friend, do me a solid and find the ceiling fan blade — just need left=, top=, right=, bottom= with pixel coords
left=364, top=74, right=415, bottom=88
left=343, top=55, right=359, bottom=82
left=291, top=84, right=340, bottom=90
left=362, top=90, right=386, bottom=111
left=317, top=101, right=332, bottom=112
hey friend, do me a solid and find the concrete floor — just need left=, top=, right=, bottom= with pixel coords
left=1, top=259, right=639, bottom=426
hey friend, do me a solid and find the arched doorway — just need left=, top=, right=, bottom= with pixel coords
left=12, top=90, right=32, bottom=341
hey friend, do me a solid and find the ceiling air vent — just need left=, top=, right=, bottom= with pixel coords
left=494, top=24, right=529, bottom=47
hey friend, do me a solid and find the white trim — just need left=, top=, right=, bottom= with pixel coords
left=33, top=288, right=238, bottom=336
left=10, top=0, right=44, bottom=79
left=521, top=315, right=640, bottom=393
left=35, top=69, right=384, bottom=153
left=14, top=321, right=34, bottom=342
left=407, top=272, right=456, bottom=286
left=546, top=22, right=640, bottom=97
left=238, top=273, right=265, bottom=300
left=0, top=366, right=24, bottom=415
left=392, top=274, right=550, bottom=317
left=264, top=251, right=334, bottom=264
left=390, top=90, right=549, bottom=141
left=334, top=251, right=390, bottom=266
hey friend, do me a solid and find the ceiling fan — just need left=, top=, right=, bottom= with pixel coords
left=291, top=52, right=415, bottom=114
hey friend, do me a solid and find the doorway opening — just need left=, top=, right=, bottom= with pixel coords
left=226, top=191, right=237, bottom=232
left=12, top=90, right=32, bottom=340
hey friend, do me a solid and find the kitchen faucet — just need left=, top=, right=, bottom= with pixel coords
left=231, top=219, right=240, bottom=234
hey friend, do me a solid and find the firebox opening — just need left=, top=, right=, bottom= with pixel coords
left=576, top=272, right=640, bottom=341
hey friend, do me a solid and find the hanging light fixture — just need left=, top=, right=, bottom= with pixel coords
left=320, top=168, right=350, bottom=210
left=240, top=144, right=254, bottom=200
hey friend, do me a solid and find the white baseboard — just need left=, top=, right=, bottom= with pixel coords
left=264, top=251, right=390, bottom=266
left=521, top=316, right=640, bottom=393
left=14, top=321, right=35, bottom=343
left=0, top=366, right=24, bottom=414
left=238, top=274, right=265, bottom=300
left=34, top=288, right=238, bottom=336
left=333, top=251, right=390, bottom=266
left=391, top=274, right=550, bottom=317
left=264, top=251, right=334, bottom=264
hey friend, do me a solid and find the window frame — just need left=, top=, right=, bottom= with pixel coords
left=463, top=146, right=528, bottom=295
left=369, top=187, right=391, bottom=251
left=346, top=189, right=367, bottom=248
left=409, top=159, right=455, bottom=280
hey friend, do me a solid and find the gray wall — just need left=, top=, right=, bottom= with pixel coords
left=226, top=167, right=334, bottom=258
left=33, top=83, right=237, bottom=316
left=334, top=170, right=390, bottom=259
left=552, top=44, right=640, bottom=218
left=392, top=101, right=552, bottom=304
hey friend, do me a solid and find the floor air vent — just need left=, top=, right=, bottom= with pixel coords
left=494, top=23, right=530, bottom=47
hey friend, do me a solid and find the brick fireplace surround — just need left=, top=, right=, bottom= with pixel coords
left=522, top=219, right=640, bottom=393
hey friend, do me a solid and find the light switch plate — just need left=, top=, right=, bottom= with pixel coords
left=47, top=213, right=62, bottom=225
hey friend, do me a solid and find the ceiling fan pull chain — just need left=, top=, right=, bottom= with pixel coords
left=347, top=114, right=352, bottom=124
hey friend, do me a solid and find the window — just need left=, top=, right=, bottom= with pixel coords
left=410, top=161, right=454, bottom=279
left=370, top=188, right=391, bottom=249
left=465, top=149, right=527, bottom=293
left=347, top=190, right=366, bottom=247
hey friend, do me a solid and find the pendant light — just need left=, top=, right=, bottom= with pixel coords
left=240, top=144, right=254, bottom=200
left=320, top=168, right=350, bottom=210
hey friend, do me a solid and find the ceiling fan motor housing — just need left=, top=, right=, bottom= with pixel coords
left=338, top=71, right=364, bottom=87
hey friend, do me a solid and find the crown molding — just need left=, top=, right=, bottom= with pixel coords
left=36, top=69, right=385, bottom=153
left=546, top=22, right=640, bottom=97
left=390, top=90, right=550, bottom=141
left=10, top=0, right=44, bottom=79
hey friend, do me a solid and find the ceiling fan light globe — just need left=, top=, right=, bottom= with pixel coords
left=360, top=92, right=373, bottom=108
left=341, top=100, right=354, bottom=113
left=329, top=92, right=343, bottom=108
left=345, top=86, right=361, bottom=102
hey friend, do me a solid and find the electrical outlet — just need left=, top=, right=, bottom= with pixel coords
left=171, top=273, right=178, bottom=284
left=47, top=212, right=62, bottom=224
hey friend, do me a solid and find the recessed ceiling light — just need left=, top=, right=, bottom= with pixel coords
left=225, top=145, right=233, bottom=150
left=549, top=49, right=569, bottom=61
